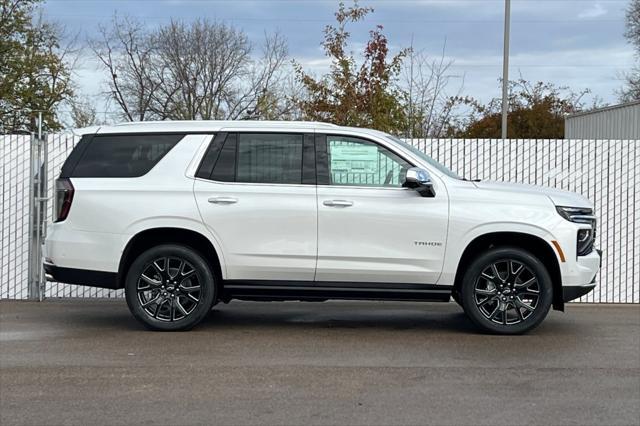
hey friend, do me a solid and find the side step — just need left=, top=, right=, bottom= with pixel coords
left=221, top=281, right=452, bottom=303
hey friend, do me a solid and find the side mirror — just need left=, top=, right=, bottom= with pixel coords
left=402, top=167, right=436, bottom=197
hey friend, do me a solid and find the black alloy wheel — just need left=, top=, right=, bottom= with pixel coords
left=125, top=244, right=216, bottom=331
left=460, top=246, right=553, bottom=334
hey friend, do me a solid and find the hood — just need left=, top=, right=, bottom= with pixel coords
left=473, top=180, right=593, bottom=209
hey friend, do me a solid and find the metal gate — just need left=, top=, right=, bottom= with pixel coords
left=27, top=122, right=48, bottom=300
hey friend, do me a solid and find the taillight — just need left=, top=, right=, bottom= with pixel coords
left=55, top=178, right=74, bottom=222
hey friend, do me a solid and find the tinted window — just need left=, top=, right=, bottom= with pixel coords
left=71, top=134, right=184, bottom=178
left=236, top=133, right=303, bottom=184
left=196, top=133, right=227, bottom=179
left=210, top=133, right=237, bottom=182
left=327, top=136, right=412, bottom=187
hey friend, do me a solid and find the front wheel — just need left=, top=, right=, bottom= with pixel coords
left=125, top=244, right=216, bottom=331
left=460, top=247, right=553, bottom=335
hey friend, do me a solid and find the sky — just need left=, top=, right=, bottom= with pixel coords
left=42, top=0, right=636, bottom=120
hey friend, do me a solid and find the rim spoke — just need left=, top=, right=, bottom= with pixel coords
left=481, top=271, right=495, bottom=281
left=186, top=293, right=199, bottom=303
left=477, top=296, right=497, bottom=307
left=515, top=277, right=536, bottom=288
left=475, top=288, right=497, bottom=296
left=180, top=284, right=201, bottom=293
left=515, top=299, right=535, bottom=312
left=510, top=261, right=524, bottom=280
left=141, top=294, right=161, bottom=307
left=175, top=298, right=189, bottom=316
left=515, top=305, right=525, bottom=322
left=169, top=298, right=176, bottom=321
left=139, top=274, right=161, bottom=290
left=489, top=304, right=501, bottom=320
left=491, top=263, right=504, bottom=283
left=152, top=260, right=165, bottom=278
left=153, top=299, right=165, bottom=318
left=180, top=271, right=196, bottom=284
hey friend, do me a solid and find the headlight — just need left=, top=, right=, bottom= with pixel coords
left=556, top=206, right=597, bottom=256
left=555, top=206, right=595, bottom=224
left=577, top=228, right=595, bottom=256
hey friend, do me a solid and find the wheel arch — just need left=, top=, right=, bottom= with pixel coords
left=452, top=231, right=564, bottom=311
left=117, top=227, right=223, bottom=290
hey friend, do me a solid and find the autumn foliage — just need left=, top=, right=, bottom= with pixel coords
left=295, top=1, right=407, bottom=134
left=454, top=80, right=590, bottom=139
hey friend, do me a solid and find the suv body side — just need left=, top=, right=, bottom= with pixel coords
left=44, top=121, right=600, bottom=310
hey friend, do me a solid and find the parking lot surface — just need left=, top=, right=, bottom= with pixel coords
left=1, top=300, right=639, bottom=426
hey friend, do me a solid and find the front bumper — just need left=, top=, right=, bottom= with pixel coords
left=561, top=249, right=601, bottom=302
left=563, top=283, right=596, bottom=302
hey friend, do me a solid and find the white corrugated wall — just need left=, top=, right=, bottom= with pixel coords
left=1, top=135, right=639, bottom=302
left=565, top=102, right=640, bottom=139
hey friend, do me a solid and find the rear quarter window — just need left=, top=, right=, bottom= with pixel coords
left=68, top=134, right=185, bottom=178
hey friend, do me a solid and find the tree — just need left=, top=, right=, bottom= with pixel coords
left=295, top=1, right=407, bottom=133
left=90, top=15, right=159, bottom=122
left=403, top=39, right=468, bottom=138
left=618, top=0, right=639, bottom=102
left=453, top=79, right=589, bottom=139
left=0, top=0, right=74, bottom=133
left=91, top=16, right=293, bottom=121
left=67, top=95, right=99, bottom=128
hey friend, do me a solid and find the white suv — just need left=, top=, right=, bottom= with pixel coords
left=44, top=121, right=601, bottom=334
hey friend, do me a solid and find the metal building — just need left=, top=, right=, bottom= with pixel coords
left=565, top=101, right=640, bottom=139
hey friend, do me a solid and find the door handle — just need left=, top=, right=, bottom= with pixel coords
left=323, top=199, right=354, bottom=207
left=208, top=197, right=238, bottom=205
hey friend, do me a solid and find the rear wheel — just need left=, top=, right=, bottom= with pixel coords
left=460, top=247, right=553, bottom=335
left=125, top=244, right=216, bottom=331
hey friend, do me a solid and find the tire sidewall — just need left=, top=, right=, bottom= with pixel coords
left=461, top=247, right=553, bottom=335
left=125, top=244, right=216, bottom=331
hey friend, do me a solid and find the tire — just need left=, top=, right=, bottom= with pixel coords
left=460, top=246, right=553, bottom=335
left=125, top=244, right=216, bottom=331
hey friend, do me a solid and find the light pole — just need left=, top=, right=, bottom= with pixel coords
left=501, top=0, right=511, bottom=139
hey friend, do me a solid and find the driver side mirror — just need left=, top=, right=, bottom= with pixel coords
left=402, top=167, right=436, bottom=197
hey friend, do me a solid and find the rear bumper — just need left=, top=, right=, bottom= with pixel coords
left=44, top=263, right=120, bottom=289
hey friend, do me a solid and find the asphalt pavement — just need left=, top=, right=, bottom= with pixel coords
left=1, top=299, right=639, bottom=426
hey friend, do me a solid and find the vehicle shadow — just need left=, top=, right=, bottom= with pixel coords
left=197, top=301, right=480, bottom=334
left=42, top=299, right=579, bottom=336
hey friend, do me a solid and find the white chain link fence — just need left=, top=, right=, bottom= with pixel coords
left=1, top=134, right=638, bottom=302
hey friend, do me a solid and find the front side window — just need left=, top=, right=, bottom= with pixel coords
left=327, top=136, right=412, bottom=187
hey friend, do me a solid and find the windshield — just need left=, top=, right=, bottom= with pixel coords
left=385, top=135, right=460, bottom=179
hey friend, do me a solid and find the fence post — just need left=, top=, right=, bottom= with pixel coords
left=27, top=114, right=47, bottom=301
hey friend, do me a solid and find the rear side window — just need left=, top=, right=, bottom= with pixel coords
left=236, top=133, right=303, bottom=184
left=202, top=133, right=314, bottom=185
left=69, top=134, right=184, bottom=178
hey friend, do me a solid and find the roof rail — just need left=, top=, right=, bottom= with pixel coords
left=112, top=120, right=338, bottom=127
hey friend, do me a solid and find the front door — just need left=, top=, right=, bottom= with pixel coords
left=315, top=135, right=449, bottom=284
left=194, top=132, right=317, bottom=281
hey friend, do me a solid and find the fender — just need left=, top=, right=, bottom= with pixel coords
left=438, top=221, right=560, bottom=286
left=120, top=217, right=228, bottom=279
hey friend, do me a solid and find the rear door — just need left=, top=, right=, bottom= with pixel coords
left=193, top=132, right=317, bottom=281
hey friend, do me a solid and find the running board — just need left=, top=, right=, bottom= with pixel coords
left=221, top=281, right=452, bottom=303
